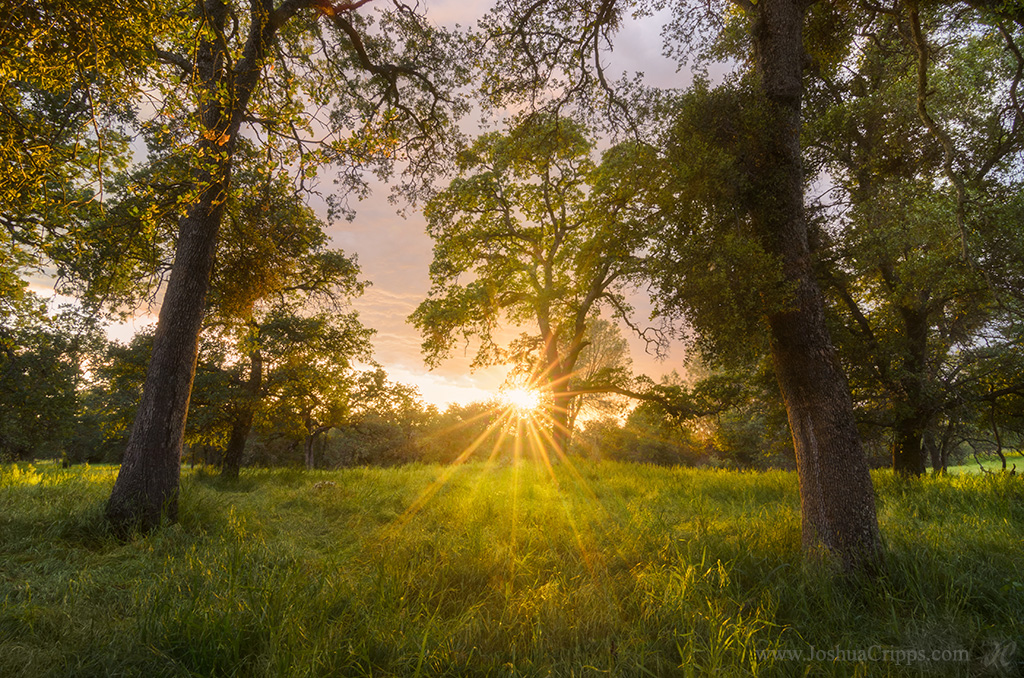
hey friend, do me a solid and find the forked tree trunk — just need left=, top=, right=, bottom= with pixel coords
left=750, top=0, right=882, bottom=571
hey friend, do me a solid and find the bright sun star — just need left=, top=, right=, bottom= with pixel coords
left=500, top=387, right=542, bottom=417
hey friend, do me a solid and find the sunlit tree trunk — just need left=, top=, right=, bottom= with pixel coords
left=540, top=329, right=578, bottom=460
left=103, top=0, right=295, bottom=532
left=549, top=379, right=573, bottom=460
left=749, top=0, right=882, bottom=571
left=105, top=179, right=227, bottom=531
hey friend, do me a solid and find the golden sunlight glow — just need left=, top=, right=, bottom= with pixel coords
left=500, top=387, right=542, bottom=416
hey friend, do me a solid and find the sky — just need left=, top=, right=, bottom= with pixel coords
left=319, top=1, right=702, bottom=408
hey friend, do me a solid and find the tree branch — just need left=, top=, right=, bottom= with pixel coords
left=155, top=49, right=192, bottom=75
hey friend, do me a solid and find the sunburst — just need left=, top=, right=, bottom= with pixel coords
left=499, top=386, right=542, bottom=418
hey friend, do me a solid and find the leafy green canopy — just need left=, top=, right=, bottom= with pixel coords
left=411, top=114, right=663, bottom=376
left=797, top=4, right=1024, bottom=464
left=137, top=0, right=471, bottom=206
left=0, top=295, right=104, bottom=461
left=0, top=0, right=161, bottom=294
left=645, top=77, right=793, bottom=366
left=256, top=309, right=373, bottom=438
left=3, top=0, right=470, bottom=318
left=90, top=306, right=372, bottom=459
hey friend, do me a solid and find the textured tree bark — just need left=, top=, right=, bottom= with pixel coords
left=750, top=0, right=882, bottom=571
left=104, top=188, right=226, bottom=532
left=103, top=0, right=297, bottom=532
left=221, top=345, right=262, bottom=480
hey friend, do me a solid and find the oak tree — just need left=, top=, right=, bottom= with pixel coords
left=411, top=115, right=661, bottom=456
left=803, top=4, right=1024, bottom=475
left=99, top=0, right=467, bottom=532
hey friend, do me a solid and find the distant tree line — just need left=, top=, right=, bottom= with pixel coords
left=4, top=292, right=1015, bottom=474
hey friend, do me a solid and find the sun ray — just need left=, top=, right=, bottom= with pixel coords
left=416, top=403, right=509, bottom=441
left=525, top=417, right=561, bottom=483
left=461, top=418, right=517, bottom=507
left=373, top=366, right=635, bottom=627
left=389, top=407, right=517, bottom=530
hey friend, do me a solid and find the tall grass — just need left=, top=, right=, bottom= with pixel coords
left=1, top=461, right=1021, bottom=676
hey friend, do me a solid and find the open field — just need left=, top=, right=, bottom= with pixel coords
left=946, top=453, right=1024, bottom=476
left=1, top=461, right=1022, bottom=677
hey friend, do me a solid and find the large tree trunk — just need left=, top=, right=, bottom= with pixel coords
left=105, top=0, right=238, bottom=534
left=751, top=0, right=882, bottom=571
left=221, top=344, right=262, bottom=480
left=102, top=0, right=295, bottom=531
left=543, top=335, right=576, bottom=461
left=105, top=190, right=226, bottom=532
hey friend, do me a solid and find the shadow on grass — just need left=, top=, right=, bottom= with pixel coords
left=189, top=471, right=260, bottom=493
left=0, top=501, right=116, bottom=550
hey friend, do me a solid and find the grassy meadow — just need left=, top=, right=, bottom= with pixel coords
left=946, top=452, right=1024, bottom=476
left=1, top=460, right=1022, bottom=677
